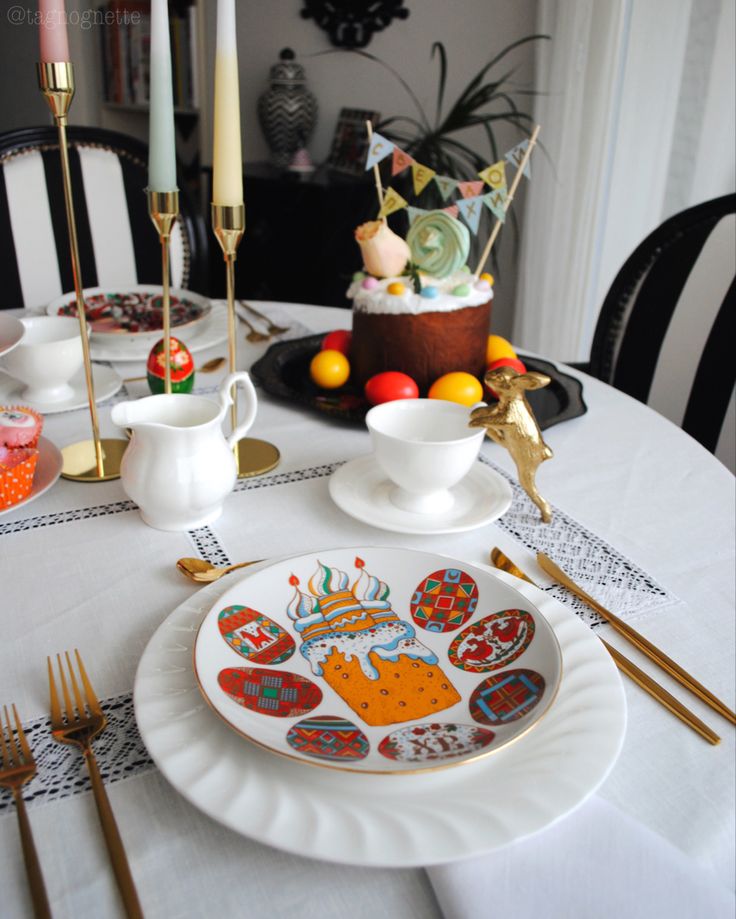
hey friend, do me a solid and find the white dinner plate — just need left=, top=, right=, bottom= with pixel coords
left=0, top=436, right=62, bottom=517
left=134, top=556, right=626, bottom=867
left=193, top=547, right=563, bottom=774
left=47, top=285, right=212, bottom=349
left=0, top=364, right=122, bottom=414
left=329, top=455, right=513, bottom=534
left=87, top=301, right=229, bottom=362
left=0, top=314, right=24, bottom=359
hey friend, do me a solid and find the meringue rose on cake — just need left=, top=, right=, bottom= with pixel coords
left=355, top=220, right=411, bottom=278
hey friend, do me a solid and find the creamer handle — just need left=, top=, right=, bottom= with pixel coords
left=220, top=371, right=258, bottom=449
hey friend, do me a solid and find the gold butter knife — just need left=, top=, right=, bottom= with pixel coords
left=537, top=551, right=736, bottom=726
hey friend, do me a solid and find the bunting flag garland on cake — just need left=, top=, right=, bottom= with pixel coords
left=362, top=120, right=539, bottom=255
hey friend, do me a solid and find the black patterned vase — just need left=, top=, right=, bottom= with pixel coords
left=257, top=48, right=318, bottom=169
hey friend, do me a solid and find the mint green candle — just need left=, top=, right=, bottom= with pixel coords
left=148, top=0, right=177, bottom=191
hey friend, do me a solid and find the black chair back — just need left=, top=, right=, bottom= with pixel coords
left=0, top=125, right=208, bottom=310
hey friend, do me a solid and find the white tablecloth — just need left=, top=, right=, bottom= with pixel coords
left=0, top=302, right=733, bottom=918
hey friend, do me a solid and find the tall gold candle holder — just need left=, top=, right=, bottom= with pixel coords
left=147, top=190, right=179, bottom=394
left=37, top=62, right=127, bottom=481
left=211, top=202, right=280, bottom=478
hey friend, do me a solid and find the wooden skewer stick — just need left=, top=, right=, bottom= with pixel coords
left=474, top=124, right=540, bottom=276
left=365, top=120, right=385, bottom=214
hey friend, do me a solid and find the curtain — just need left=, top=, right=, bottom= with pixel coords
left=513, top=0, right=734, bottom=361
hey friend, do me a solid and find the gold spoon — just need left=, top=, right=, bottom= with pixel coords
left=123, top=356, right=226, bottom=384
left=176, top=556, right=263, bottom=582
left=239, top=313, right=269, bottom=344
left=489, top=547, right=720, bottom=745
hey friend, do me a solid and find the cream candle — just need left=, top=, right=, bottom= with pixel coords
left=212, top=0, right=243, bottom=206
left=148, top=0, right=177, bottom=192
left=38, top=0, right=70, bottom=62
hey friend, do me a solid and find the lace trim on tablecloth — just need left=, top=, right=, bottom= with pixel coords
left=0, top=458, right=676, bottom=813
left=0, top=693, right=152, bottom=817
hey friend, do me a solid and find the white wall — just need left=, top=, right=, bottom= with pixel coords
left=0, top=0, right=539, bottom=329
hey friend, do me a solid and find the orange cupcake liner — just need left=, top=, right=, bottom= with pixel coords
left=0, top=448, right=40, bottom=508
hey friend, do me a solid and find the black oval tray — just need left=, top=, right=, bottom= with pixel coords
left=250, top=334, right=587, bottom=430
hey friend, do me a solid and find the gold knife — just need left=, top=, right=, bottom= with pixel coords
left=537, top=551, right=736, bottom=726
left=490, top=548, right=720, bottom=745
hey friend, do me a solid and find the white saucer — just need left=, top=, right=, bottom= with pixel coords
left=328, top=454, right=513, bottom=534
left=89, top=302, right=229, bottom=362
left=0, top=436, right=62, bottom=517
left=0, top=364, right=122, bottom=414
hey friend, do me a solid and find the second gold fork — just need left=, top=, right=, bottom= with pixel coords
left=48, top=651, right=143, bottom=919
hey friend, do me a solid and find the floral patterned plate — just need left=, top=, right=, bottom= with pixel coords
left=193, top=546, right=562, bottom=774
left=46, top=285, right=212, bottom=348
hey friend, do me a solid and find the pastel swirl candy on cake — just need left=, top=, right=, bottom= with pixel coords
left=406, top=210, right=470, bottom=278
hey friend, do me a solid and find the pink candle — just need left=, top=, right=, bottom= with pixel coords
left=38, top=0, right=70, bottom=62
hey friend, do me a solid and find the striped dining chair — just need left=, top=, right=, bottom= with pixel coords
left=0, top=125, right=209, bottom=311
left=586, top=193, right=735, bottom=472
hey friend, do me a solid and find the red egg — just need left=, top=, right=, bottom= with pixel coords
left=321, top=329, right=352, bottom=356
left=364, top=371, right=419, bottom=405
left=485, top=357, right=527, bottom=398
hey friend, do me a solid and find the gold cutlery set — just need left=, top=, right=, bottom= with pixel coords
left=1, top=651, right=142, bottom=919
left=490, top=548, right=735, bottom=744
left=239, top=301, right=290, bottom=343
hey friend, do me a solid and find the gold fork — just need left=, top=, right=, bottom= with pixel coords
left=48, top=651, right=143, bottom=919
left=0, top=705, right=52, bottom=919
left=240, top=300, right=290, bottom=336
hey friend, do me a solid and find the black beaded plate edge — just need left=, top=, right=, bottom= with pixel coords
left=250, top=334, right=587, bottom=430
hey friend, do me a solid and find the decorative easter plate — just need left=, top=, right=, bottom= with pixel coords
left=47, top=285, right=212, bottom=348
left=135, top=562, right=626, bottom=867
left=193, top=547, right=562, bottom=774
left=250, top=334, right=587, bottom=429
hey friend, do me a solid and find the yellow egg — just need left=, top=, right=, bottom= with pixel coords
left=480, top=272, right=494, bottom=285
left=428, top=372, right=484, bottom=406
left=310, top=349, right=350, bottom=389
left=486, top=334, right=517, bottom=365
left=387, top=281, right=405, bottom=295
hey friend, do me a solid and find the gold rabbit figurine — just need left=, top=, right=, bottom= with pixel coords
left=469, top=366, right=554, bottom=523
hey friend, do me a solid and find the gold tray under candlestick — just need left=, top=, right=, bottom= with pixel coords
left=37, top=61, right=126, bottom=481
left=147, top=190, right=179, bottom=394
left=211, top=203, right=280, bottom=478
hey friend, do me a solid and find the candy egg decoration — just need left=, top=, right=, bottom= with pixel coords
left=146, top=337, right=195, bottom=394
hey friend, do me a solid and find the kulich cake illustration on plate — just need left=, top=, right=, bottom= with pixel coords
left=0, top=406, right=43, bottom=509
left=287, top=557, right=461, bottom=726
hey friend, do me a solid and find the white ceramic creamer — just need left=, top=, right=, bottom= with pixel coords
left=111, top=372, right=257, bottom=531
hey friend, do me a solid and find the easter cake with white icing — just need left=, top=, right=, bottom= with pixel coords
left=348, top=212, right=493, bottom=393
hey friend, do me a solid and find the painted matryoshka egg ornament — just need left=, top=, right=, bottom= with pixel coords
left=146, top=337, right=195, bottom=394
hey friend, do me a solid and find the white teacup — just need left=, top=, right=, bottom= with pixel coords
left=366, top=398, right=485, bottom=514
left=1, top=316, right=84, bottom=404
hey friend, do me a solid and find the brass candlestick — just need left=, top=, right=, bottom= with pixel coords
left=37, top=61, right=126, bottom=481
left=211, top=202, right=279, bottom=478
left=147, top=190, right=179, bottom=394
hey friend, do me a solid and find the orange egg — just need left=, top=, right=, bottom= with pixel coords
left=485, top=334, right=517, bottom=365
left=310, top=349, right=350, bottom=389
left=428, top=372, right=483, bottom=406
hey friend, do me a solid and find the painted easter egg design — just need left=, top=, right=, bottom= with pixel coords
left=410, top=568, right=478, bottom=633
left=469, top=669, right=546, bottom=726
left=146, top=336, right=194, bottom=394
left=218, top=667, right=322, bottom=718
left=218, top=605, right=295, bottom=665
left=286, top=715, right=370, bottom=762
left=378, top=722, right=495, bottom=764
left=448, top=609, right=535, bottom=672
